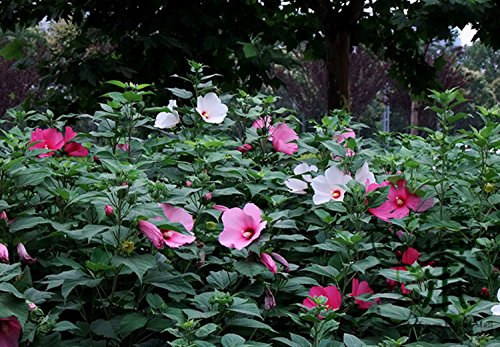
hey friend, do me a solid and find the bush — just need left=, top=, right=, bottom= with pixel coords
left=0, top=62, right=499, bottom=347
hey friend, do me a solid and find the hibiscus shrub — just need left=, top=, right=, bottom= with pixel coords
left=0, top=62, right=499, bottom=347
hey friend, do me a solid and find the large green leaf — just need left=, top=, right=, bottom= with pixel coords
left=112, top=254, right=156, bottom=284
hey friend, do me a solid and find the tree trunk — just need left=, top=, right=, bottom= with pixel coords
left=410, top=100, right=419, bottom=135
left=326, top=30, right=350, bottom=111
left=310, top=0, right=363, bottom=112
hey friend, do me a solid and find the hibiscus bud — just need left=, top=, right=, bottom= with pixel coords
left=28, top=302, right=37, bottom=311
left=395, top=230, right=405, bottom=240
left=0, top=243, right=9, bottom=263
left=0, top=211, right=7, bottom=220
left=481, top=287, right=490, bottom=297
left=122, top=182, right=128, bottom=186
left=116, top=143, right=130, bottom=152
left=105, top=205, right=114, bottom=216
left=17, top=243, right=37, bottom=264
left=264, top=288, right=276, bottom=310
left=205, top=221, right=217, bottom=230
left=205, top=192, right=212, bottom=201
left=237, top=144, right=253, bottom=153
left=186, top=180, right=192, bottom=187
left=93, top=155, right=101, bottom=164
left=271, top=252, right=290, bottom=272
left=395, top=250, right=402, bottom=257
left=260, top=253, right=277, bottom=274
left=213, top=205, right=228, bottom=213
left=485, top=183, right=495, bottom=193
left=120, top=240, right=135, bottom=255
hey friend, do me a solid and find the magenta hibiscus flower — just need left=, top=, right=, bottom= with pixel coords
left=0, top=316, right=21, bottom=347
left=351, top=278, right=380, bottom=310
left=139, top=204, right=195, bottom=249
left=367, top=179, right=434, bottom=221
left=218, top=203, right=266, bottom=250
left=303, top=285, right=342, bottom=312
left=29, top=128, right=65, bottom=157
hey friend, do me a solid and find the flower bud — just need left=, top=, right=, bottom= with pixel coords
left=0, top=243, right=9, bottom=263
left=205, top=192, right=212, bottom=201
left=481, top=287, right=490, bottom=298
left=186, top=180, right=192, bottom=187
left=485, top=183, right=495, bottom=193
left=120, top=240, right=135, bottom=255
left=17, top=243, right=37, bottom=264
left=0, top=211, right=7, bottom=220
left=105, top=205, right=114, bottom=216
left=260, top=253, right=277, bottom=274
left=237, top=144, right=253, bottom=153
left=264, top=288, right=276, bottom=310
left=205, top=221, right=217, bottom=230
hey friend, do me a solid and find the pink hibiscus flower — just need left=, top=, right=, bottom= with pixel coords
left=219, top=203, right=266, bottom=250
left=29, top=128, right=65, bottom=157
left=252, top=116, right=275, bottom=140
left=0, top=316, right=21, bottom=347
left=334, top=128, right=356, bottom=157
left=387, top=247, right=422, bottom=293
left=139, top=204, right=195, bottom=249
left=303, top=285, right=342, bottom=312
left=29, top=126, right=88, bottom=157
left=272, top=123, right=299, bottom=156
left=367, top=179, right=434, bottom=221
left=351, top=278, right=380, bottom=309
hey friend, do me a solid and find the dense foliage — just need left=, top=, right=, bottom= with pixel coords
left=0, top=63, right=499, bottom=346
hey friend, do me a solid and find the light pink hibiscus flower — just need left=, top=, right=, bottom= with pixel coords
left=17, top=243, right=36, bottom=264
left=139, top=204, right=195, bottom=249
left=252, top=116, right=275, bottom=140
left=334, top=128, right=356, bottom=157
left=272, top=124, right=299, bottom=155
left=367, top=179, right=434, bottom=221
left=219, top=203, right=266, bottom=250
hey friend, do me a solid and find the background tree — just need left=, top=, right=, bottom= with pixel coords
left=0, top=0, right=498, bottom=118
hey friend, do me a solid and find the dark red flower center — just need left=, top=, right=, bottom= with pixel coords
left=162, top=230, right=174, bottom=239
left=331, top=189, right=342, bottom=199
left=201, top=111, right=209, bottom=119
left=242, top=228, right=255, bottom=239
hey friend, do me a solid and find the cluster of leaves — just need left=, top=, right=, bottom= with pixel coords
left=0, top=63, right=499, bottom=346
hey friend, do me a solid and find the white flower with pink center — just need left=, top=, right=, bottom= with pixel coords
left=196, top=92, right=228, bottom=124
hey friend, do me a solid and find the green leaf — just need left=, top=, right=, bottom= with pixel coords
left=302, top=265, right=339, bottom=278
left=0, top=39, right=25, bottom=60
left=343, top=334, right=367, bottom=347
left=227, top=318, right=276, bottom=332
left=221, top=333, right=246, bottom=347
left=195, top=323, right=218, bottom=338
left=352, top=256, right=380, bottom=274
left=111, top=254, right=156, bottom=284
left=234, top=262, right=267, bottom=277
left=118, top=313, right=148, bottom=337
left=9, top=216, right=49, bottom=232
left=168, top=88, right=193, bottom=99
left=372, top=304, right=413, bottom=321
left=0, top=293, right=29, bottom=327
left=242, top=43, right=258, bottom=58
left=228, top=302, right=262, bottom=319
left=63, top=224, right=109, bottom=242
left=53, top=321, right=80, bottom=332
left=206, top=270, right=238, bottom=290
left=105, top=80, right=127, bottom=88
left=0, top=263, right=22, bottom=282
